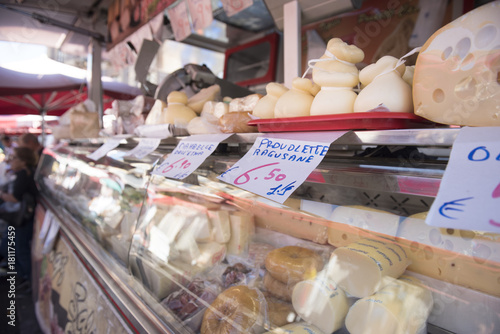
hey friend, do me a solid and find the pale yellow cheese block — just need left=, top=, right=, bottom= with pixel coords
left=345, top=275, right=433, bottom=334
left=208, top=210, right=231, bottom=243
left=413, top=1, right=500, bottom=126
left=227, top=211, right=255, bottom=255
left=328, top=205, right=400, bottom=244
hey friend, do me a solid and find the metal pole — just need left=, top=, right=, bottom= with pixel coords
left=87, top=37, right=104, bottom=129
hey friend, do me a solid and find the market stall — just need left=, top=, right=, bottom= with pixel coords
left=1, top=0, right=498, bottom=334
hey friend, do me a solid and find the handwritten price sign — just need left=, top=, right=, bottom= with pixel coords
left=125, top=138, right=161, bottom=159
left=218, top=132, right=348, bottom=203
left=427, top=127, right=500, bottom=233
left=153, top=134, right=232, bottom=180
left=87, top=138, right=122, bottom=161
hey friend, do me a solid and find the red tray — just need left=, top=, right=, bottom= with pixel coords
left=248, top=112, right=438, bottom=132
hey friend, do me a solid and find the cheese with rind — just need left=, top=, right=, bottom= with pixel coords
left=413, top=1, right=500, bottom=126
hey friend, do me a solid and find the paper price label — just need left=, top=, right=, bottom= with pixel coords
left=125, top=138, right=161, bottom=159
left=427, top=127, right=500, bottom=233
left=218, top=132, right=349, bottom=203
left=153, top=134, right=232, bottom=179
left=168, top=1, right=192, bottom=41
left=187, top=0, right=213, bottom=30
left=87, top=138, right=122, bottom=161
left=221, top=0, right=253, bottom=17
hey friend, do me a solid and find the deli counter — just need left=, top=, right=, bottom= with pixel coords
left=31, top=128, right=500, bottom=334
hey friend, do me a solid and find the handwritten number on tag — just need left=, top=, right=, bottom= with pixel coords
left=161, top=157, right=191, bottom=173
left=234, top=162, right=281, bottom=185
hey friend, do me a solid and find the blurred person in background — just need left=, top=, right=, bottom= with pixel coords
left=18, top=133, right=44, bottom=165
left=0, top=135, right=17, bottom=187
left=1, top=135, right=17, bottom=159
left=0, top=146, right=38, bottom=294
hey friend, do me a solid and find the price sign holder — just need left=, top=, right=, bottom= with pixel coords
left=153, top=134, right=232, bottom=179
left=87, top=137, right=123, bottom=161
left=426, top=127, right=500, bottom=233
left=125, top=138, right=162, bottom=159
left=218, top=131, right=350, bottom=204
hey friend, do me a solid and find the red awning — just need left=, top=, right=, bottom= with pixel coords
left=0, top=66, right=141, bottom=116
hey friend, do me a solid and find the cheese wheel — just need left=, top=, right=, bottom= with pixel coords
left=291, top=271, right=349, bottom=334
left=201, top=286, right=264, bottom=334
left=326, top=238, right=410, bottom=298
left=265, top=246, right=324, bottom=284
left=262, top=273, right=295, bottom=302
left=413, top=1, right=500, bottom=126
left=345, top=275, right=433, bottom=334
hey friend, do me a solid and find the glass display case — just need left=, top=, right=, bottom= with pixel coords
left=33, top=129, right=500, bottom=334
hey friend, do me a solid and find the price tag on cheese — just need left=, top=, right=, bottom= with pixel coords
left=187, top=0, right=213, bottom=31
left=125, top=138, right=161, bottom=159
left=87, top=138, right=122, bottom=161
left=153, top=133, right=232, bottom=179
left=426, top=127, right=500, bottom=233
left=218, top=131, right=349, bottom=204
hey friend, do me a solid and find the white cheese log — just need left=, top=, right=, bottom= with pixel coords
left=291, top=270, right=349, bottom=333
left=227, top=211, right=255, bottom=255
left=345, top=275, right=433, bottom=334
left=326, top=238, right=410, bottom=298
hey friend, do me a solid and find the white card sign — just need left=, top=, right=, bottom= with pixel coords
left=87, top=138, right=122, bottom=161
left=426, top=127, right=500, bottom=233
left=168, top=1, right=192, bottom=41
left=153, top=134, right=232, bottom=179
left=218, top=132, right=349, bottom=203
left=187, top=0, right=213, bottom=31
left=125, top=138, right=161, bottom=159
left=221, top=0, right=253, bottom=17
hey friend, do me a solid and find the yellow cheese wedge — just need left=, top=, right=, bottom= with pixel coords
left=413, top=1, right=500, bottom=126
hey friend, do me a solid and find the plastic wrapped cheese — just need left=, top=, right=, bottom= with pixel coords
left=326, top=238, right=410, bottom=298
left=345, top=275, right=433, bottom=334
left=291, top=270, right=349, bottom=333
left=264, top=322, right=325, bottom=333
left=413, top=1, right=500, bottom=126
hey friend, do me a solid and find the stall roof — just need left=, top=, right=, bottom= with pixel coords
left=0, top=0, right=361, bottom=56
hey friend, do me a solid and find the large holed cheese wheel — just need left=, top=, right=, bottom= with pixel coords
left=201, top=286, right=264, bottom=334
left=413, top=1, right=500, bottom=126
left=265, top=246, right=324, bottom=284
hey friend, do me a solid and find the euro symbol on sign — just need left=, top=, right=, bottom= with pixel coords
left=439, top=197, right=474, bottom=220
